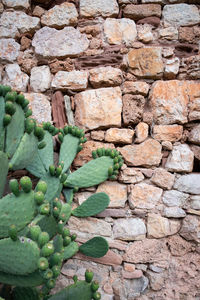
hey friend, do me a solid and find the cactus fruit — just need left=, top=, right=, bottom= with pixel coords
left=0, top=85, right=124, bottom=299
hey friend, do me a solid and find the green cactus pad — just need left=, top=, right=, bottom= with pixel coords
left=38, top=131, right=53, bottom=171
left=5, top=103, right=25, bottom=158
left=72, top=193, right=110, bottom=217
left=63, top=241, right=79, bottom=260
left=53, top=235, right=63, bottom=253
left=9, top=133, right=38, bottom=170
left=48, top=280, right=93, bottom=300
left=0, top=151, right=8, bottom=198
left=59, top=203, right=71, bottom=224
left=12, top=287, right=40, bottom=300
left=64, top=156, right=114, bottom=188
left=31, top=215, right=58, bottom=239
left=0, top=237, right=40, bottom=275
left=59, top=134, right=80, bottom=173
left=0, top=96, right=5, bottom=151
left=0, top=191, right=35, bottom=238
left=26, top=151, right=47, bottom=178
left=79, top=237, right=109, bottom=258
left=40, top=174, right=62, bottom=203
left=0, top=270, right=43, bottom=287
left=63, top=188, right=74, bottom=204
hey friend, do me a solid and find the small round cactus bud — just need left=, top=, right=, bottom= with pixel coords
left=62, top=227, right=70, bottom=237
left=38, top=257, right=49, bottom=271
left=16, top=93, right=25, bottom=105
left=52, top=265, right=61, bottom=278
left=43, top=122, right=51, bottom=130
left=109, top=175, right=117, bottom=180
left=25, top=109, right=32, bottom=118
left=91, top=281, right=99, bottom=292
left=38, top=232, right=50, bottom=248
left=114, top=163, right=120, bottom=170
left=73, top=186, right=79, bottom=193
left=49, top=165, right=56, bottom=176
left=39, top=203, right=50, bottom=215
left=92, top=150, right=97, bottom=159
left=53, top=198, right=62, bottom=209
left=85, top=269, right=94, bottom=283
left=105, top=148, right=111, bottom=156
left=9, top=179, right=20, bottom=196
left=63, top=236, right=71, bottom=247
left=77, top=145, right=83, bottom=153
left=71, top=127, right=76, bottom=136
left=57, top=220, right=64, bottom=234
left=73, top=275, right=78, bottom=283
left=5, top=91, right=17, bottom=102
left=63, top=126, right=69, bottom=135
left=29, top=225, right=41, bottom=241
left=60, top=161, right=64, bottom=169
left=25, top=118, right=35, bottom=134
left=53, top=206, right=60, bottom=218
left=93, top=292, right=101, bottom=300
left=50, top=252, right=62, bottom=266
left=97, top=148, right=103, bottom=157
left=68, top=125, right=73, bottom=133
left=20, top=176, right=32, bottom=193
left=9, top=225, right=18, bottom=241
left=58, top=132, right=64, bottom=143
left=1, top=85, right=11, bottom=96
left=118, top=160, right=124, bottom=168
left=42, top=268, right=53, bottom=280
left=38, top=141, right=46, bottom=149
left=36, top=181, right=47, bottom=194
left=48, top=124, right=55, bottom=134
left=34, top=126, right=45, bottom=141
left=41, top=242, right=54, bottom=257
left=34, top=191, right=45, bottom=205
left=21, top=98, right=29, bottom=109
left=46, top=278, right=56, bottom=289
left=55, top=165, right=62, bottom=178
left=60, top=173, right=67, bottom=183
left=3, top=114, right=12, bottom=126
left=113, top=170, right=119, bottom=176
left=110, top=150, right=115, bottom=158
left=108, top=166, right=113, bottom=177
left=113, top=157, right=118, bottom=164
left=71, top=234, right=77, bottom=241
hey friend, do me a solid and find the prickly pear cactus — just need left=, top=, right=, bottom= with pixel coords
left=0, top=85, right=124, bottom=300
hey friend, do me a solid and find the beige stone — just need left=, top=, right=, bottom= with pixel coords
left=122, top=94, right=145, bottom=125
left=122, top=81, right=150, bottom=96
left=167, top=235, right=192, bottom=257
left=128, top=183, right=163, bottom=210
left=41, top=3, right=78, bottom=28
left=52, top=70, right=88, bottom=91
left=124, top=263, right=135, bottom=272
left=0, top=38, right=20, bottom=63
left=188, top=124, right=200, bottom=145
left=151, top=168, right=175, bottom=190
left=90, top=131, right=105, bottom=141
left=147, top=213, right=181, bottom=238
left=137, top=24, right=153, bottom=43
left=135, top=122, right=149, bottom=143
left=124, top=4, right=161, bottom=20
left=96, top=181, right=127, bottom=208
left=164, top=57, right=180, bottom=79
left=2, top=0, right=30, bottom=9
left=127, top=47, right=163, bottom=79
left=74, top=87, right=122, bottom=131
left=113, top=218, right=146, bottom=241
left=159, top=27, right=178, bottom=40
left=153, top=125, right=183, bottom=142
left=180, top=215, right=200, bottom=243
left=118, top=167, right=144, bottom=184
left=165, top=144, right=194, bottom=173
left=3, top=64, right=29, bottom=92
left=105, top=128, right=134, bottom=144
left=118, top=139, right=162, bottom=167
left=89, top=67, right=123, bottom=88
left=162, top=190, right=189, bottom=208
left=174, top=174, right=200, bottom=195
left=163, top=207, right=186, bottom=218
left=103, top=18, right=137, bottom=46
left=24, top=93, right=51, bottom=124
left=80, top=0, right=119, bottom=17
left=122, top=270, right=143, bottom=279
left=30, top=65, right=51, bottom=93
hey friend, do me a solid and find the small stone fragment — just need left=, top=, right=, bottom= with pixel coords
left=159, top=27, right=178, bottom=40
left=122, top=270, right=143, bottom=279
left=113, top=218, right=146, bottom=241
left=91, top=131, right=105, bottom=141
left=118, top=167, right=144, bottom=184
left=122, top=94, right=145, bottom=125
left=124, top=4, right=161, bottom=20
left=105, top=128, right=134, bottom=144
left=190, top=195, right=200, bottom=210
left=122, top=81, right=149, bottom=96
left=89, top=67, right=123, bottom=88
left=151, top=168, right=175, bottom=190
left=0, top=38, right=20, bottom=63
left=0, top=25, right=19, bottom=39
left=30, top=65, right=51, bottom=92
left=3, top=64, right=29, bottom=92
left=164, top=57, right=180, bottom=79
left=163, top=207, right=186, bottom=218
left=188, top=124, right=200, bottom=145
left=179, top=215, right=200, bottom=243
left=52, top=70, right=88, bottom=91
left=153, top=125, right=183, bottom=142
left=135, top=122, right=148, bottom=143
left=137, top=25, right=153, bottom=43
left=80, top=0, right=119, bottom=18
left=2, top=0, right=30, bottom=9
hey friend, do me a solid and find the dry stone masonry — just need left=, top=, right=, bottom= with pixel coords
left=0, top=0, right=200, bottom=299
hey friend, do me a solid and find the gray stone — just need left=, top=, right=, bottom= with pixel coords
left=162, top=4, right=200, bottom=27
left=164, top=57, right=180, bottom=79
left=190, top=196, right=200, bottom=210
left=64, top=95, right=75, bottom=126
left=163, top=207, right=186, bottom=218
left=0, top=25, right=19, bottom=39
left=180, top=215, right=200, bottom=243
left=174, top=174, right=200, bottom=195
left=0, top=11, right=40, bottom=34
left=32, top=27, right=89, bottom=58
left=3, top=64, right=29, bottom=92
left=151, top=168, right=175, bottom=190
left=30, top=65, right=51, bottom=92
left=188, top=124, right=200, bottom=145
left=2, top=0, right=30, bottom=9
left=124, top=276, right=149, bottom=298
left=41, top=2, right=78, bottom=28
left=51, top=70, right=88, bottom=91
left=24, top=93, right=52, bottom=124
left=146, top=270, right=165, bottom=291
left=113, top=218, right=146, bottom=241
left=165, top=144, right=194, bottom=173
left=162, top=190, right=189, bottom=207
left=80, top=0, right=119, bottom=18
left=159, top=27, right=178, bottom=40
left=0, top=39, right=20, bottom=63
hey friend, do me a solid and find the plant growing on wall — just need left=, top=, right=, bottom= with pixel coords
left=0, top=85, right=124, bottom=300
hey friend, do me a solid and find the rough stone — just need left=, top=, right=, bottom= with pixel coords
left=75, top=191, right=93, bottom=206
left=32, top=27, right=89, bottom=58
left=17, top=49, right=38, bottom=74
left=174, top=174, right=200, bottom=195
left=165, top=144, right=194, bottom=173
left=152, top=125, right=183, bottom=142
left=162, top=141, right=173, bottom=151
left=33, top=6, right=45, bottom=17
left=163, top=207, right=186, bottom=218
left=151, top=168, right=175, bottom=190
left=113, top=218, right=146, bottom=241
left=180, top=55, right=200, bottom=82
left=167, top=235, right=193, bottom=257
left=128, top=183, right=162, bottom=210
left=188, top=80, right=200, bottom=121
left=124, top=276, right=149, bottom=298
left=89, top=67, right=123, bottom=88
left=30, top=65, right=51, bottom=92
left=0, top=38, right=20, bottom=63
left=162, top=4, right=200, bottom=27
left=118, top=167, right=144, bottom=184
left=122, top=81, right=149, bottom=96
left=127, top=47, right=163, bottom=79
left=122, top=270, right=143, bottom=279
left=51, top=70, right=88, bottom=91
left=122, top=94, right=145, bottom=125
left=147, top=270, right=165, bottom=291
left=135, top=122, right=148, bottom=143
left=96, top=181, right=127, bottom=208
left=24, top=93, right=51, bottom=124
left=179, top=215, right=200, bottom=243
left=75, top=250, right=122, bottom=266
left=2, top=64, right=29, bottom=92
left=118, top=139, right=162, bottom=167
left=162, top=190, right=189, bottom=207
left=147, top=213, right=181, bottom=238
left=137, top=24, right=153, bottom=43
left=0, top=11, right=40, bottom=34
left=80, top=0, right=119, bottom=18
left=74, top=87, right=122, bottom=131
left=124, top=4, right=161, bottom=20
left=190, top=195, right=200, bottom=210
left=105, top=128, right=134, bottom=144
left=0, top=25, right=19, bottom=39
left=188, top=124, right=200, bottom=145
left=179, top=26, right=200, bottom=44
left=41, top=3, right=78, bottom=28
left=90, top=131, right=105, bottom=141
left=164, top=57, right=180, bottom=79
left=2, top=0, right=30, bottom=9
left=159, top=27, right=178, bottom=40
left=103, top=18, right=137, bottom=47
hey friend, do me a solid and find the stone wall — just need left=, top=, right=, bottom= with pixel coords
left=0, top=0, right=200, bottom=299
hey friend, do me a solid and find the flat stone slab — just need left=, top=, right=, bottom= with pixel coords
left=174, top=174, right=200, bottom=195
left=2, top=0, right=30, bottom=9
left=80, top=0, right=119, bottom=17
left=32, top=26, right=89, bottom=58
left=0, top=38, right=20, bottom=63
left=51, top=70, right=88, bottom=91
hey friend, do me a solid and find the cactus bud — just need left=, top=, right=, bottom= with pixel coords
left=109, top=175, right=117, bottom=180
left=58, top=133, right=64, bottom=143
left=92, top=150, right=97, bottom=159
left=34, top=126, right=45, bottom=141
left=50, top=252, right=62, bottom=266
left=9, top=179, right=20, bottom=196
left=68, top=125, right=73, bottom=133
left=43, top=122, right=51, bottom=130
left=25, top=109, right=32, bottom=118
left=48, top=124, right=55, bottom=134
left=49, top=165, right=56, bottom=176
left=62, top=227, right=70, bottom=237
left=5, top=91, right=17, bottom=102
left=25, top=118, right=35, bottom=134
left=29, top=225, right=41, bottom=241
left=97, top=148, right=103, bottom=157
left=108, top=166, right=113, bottom=177
left=41, top=242, right=54, bottom=257
left=38, top=232, right=50, bottom=248
left=114, top=163, right=120, bottom=170
left=91, top=281, right=99, bottom=292
left=57, top=221, right=64, bottom=234
left=60, top=173, right=67, bottom=183
left=20, top=176, right=32, bottom=193
left=42, top=269, right=53, bottom=280
left=85, top=269, right=94, bottom=283
left=71, top=234, right=77, bottom=241
left=93, top=292, right=101, bottom=300
left=73, top=275, right=78, bottom=283
left=16, top=93, right=25, bottom=105
left=21, top=98, right=29, bottom=109
left=63, top=126, right=69, bottom=135
left=34, top=191, right=45, bottom=205
left=71, top=127, right=76, bottom=136
left=63, top=236, right=71, bottom=247
left=110, top=151, right=115, bottom=158
left=9, top=225, right=18, bottom=241
left=3, top=114, right=12, bottom=126
left=38, top=257, right=49, bottom=270
left=1, top=85, right=11, bottom=96
left=53, top=207, right=60, bottom=218
left=56, top=165, right=62, bottom=177
left=105, top=148, right=111, bottom=156
left=46, top=279, right=55, bottom=289
left=39, top=203, right=50, bottom=215
left=52, top=265, right=61, bottom=278
left=113, top=157, right=118, bottom=164
left=38, top=141, right=46, bottom=149
left=36, top=181, right=47, bottom=194
left=77, top=145, right=83, bottom=153
left=53, top=198, right=62, bottom=209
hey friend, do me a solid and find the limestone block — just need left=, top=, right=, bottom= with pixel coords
left=122, top=94, right=145, bottom=125
left=89, top=67, right=123, bottom=88
left=2, top=0, right=30, bottom=9
left=152, top=125, right=183, bottom=142
left=113, top=218, right=146, bottom=241
left=80, top=0, right=119, bottom=17
left=164, top=57, right=180, bottom=79
left=30, top=65, right=51, bottom=92
left=3, top=64, right=29, bottom=92
left=0, top=25, right=19, bottom=39
left=52, top=70, right=88, bottom=91
left=151, top=168, right=175, bottom=190
left=188, top=124, right=200, bottom=145
left=137, top=24, right=153, bottom=43
left=0, top=39, right=20, bottom=63
left=122, top=81, right=150, bottom=96
left=105, top=128, right=134, bottom=144
left=180, top=215, right=200, bottom=243
left=163, top=207, right=186, bottom=218
left=174, top=174, right=200, bottom=195
left=118, top=167, right=144, bottom=184
left=124, top=4, right=161, bottom=20
left=159, top=27, right=178, bottom=40
left=162, top=190, right=189, bottom=207
left=135, top=122, right=148, bottom=143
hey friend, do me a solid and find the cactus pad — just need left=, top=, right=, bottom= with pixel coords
left=79, top=237, right=109, bottom=258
